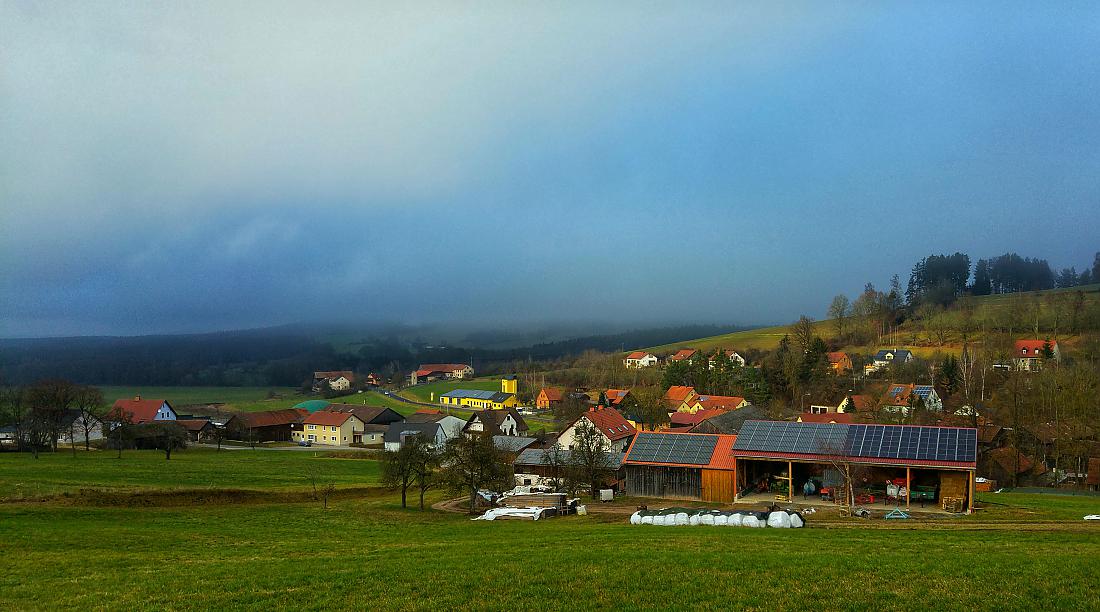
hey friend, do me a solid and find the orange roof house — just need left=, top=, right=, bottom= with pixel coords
left=558, top=406, right=638, bottom=453
left=604, top=389, right=631, bottom=407
left=663, top=386, right=697, bottom=408
left=668, top=349, right=699, bottom=362
left=536, top=387, right=564, bottom=410
left=108, top=397, right=177, bottom=424
left=827, top=352, right=852, bottom=375
left=689, top=395, right=748, bottom=413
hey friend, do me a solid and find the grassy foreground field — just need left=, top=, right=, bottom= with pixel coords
left=1, top=490, right=1097, bottom=610
left=0, top=449, right=380, bottom=500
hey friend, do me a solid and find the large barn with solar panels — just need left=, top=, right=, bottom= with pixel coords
left=623, top=421, right=979, bottom=512
left=733, top=421, right=978, bottom=513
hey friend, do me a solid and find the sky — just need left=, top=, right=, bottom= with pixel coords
left=2, top=2, right=1099, bottom=337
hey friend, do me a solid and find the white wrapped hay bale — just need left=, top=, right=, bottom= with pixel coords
left=630, top=512, right=641, bottom=525
left=741, top=515, right=760, bottom=528
left=641, top=514, right=654, bottom=525
left=713, top=513, right=728, bottom=526
left=674, top=512, right=689, bottom=526
left=689, top=514, right=700, bottom=526
left=789, top=513, right=804, bottom=528
left=767, top=511, right=792, bottom=529
left=700, top=513, right=715, bottom=526
left=727, top=513, right=743, bottom=527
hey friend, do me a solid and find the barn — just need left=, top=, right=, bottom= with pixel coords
left=732, top=420, right=978, bottom=513
left=622, top=432, right=738, bottom=503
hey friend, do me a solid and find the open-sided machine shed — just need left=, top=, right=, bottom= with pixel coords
left=732, top=420, right=978, bottom=513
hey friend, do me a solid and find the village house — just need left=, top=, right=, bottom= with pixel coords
left=294, top=411, right=366, bottom=446
left=679, top=394, right=749, bottom=414
left=319, top=405, right=404, bottom=428
left=603, top=389, right=632, bottom=408
left=405, top=411, right=466, bottom=439
left=557, top=406, right=637, bottom=453
left=827, top=352, right=852, bottom=375
left=535, top=387, right=564, bottom=410
left=462, top=408, right=529, bottom=437
left=687, top=404, right=767, bottom=435
left=865, top=349, right=913, bottom=374
left=623, top=432, right=739, bottom=503
left=226, top=408, right=309, bottom=442
left=806, top=404, right=841, bottom=415
left=365, top=373, right=384, bottom=387
left=383, top=421, right=448, bottom=451
left=663, top=385, right=698, bottom=410
left=108, top=397, right=177, bottom=424
left=623, top=351, right=659, bottom=369
left=839, top=394, right=874, bottom=413
left=55, top=410, right=105, bottom=445
left=708, top=349, right=746, bottom=369
left=1013, top=339, right=1061, bottom=372
left=669, top=409, right=724, bottom=430
left=176, top=419, right=217, bottom=442
left=796, top=412, right=855, bottom=424
left=667, top=348, right=700, bottom=364
left=881, top=383, right=943, bottom=414
left=410, top=363, right=474, bottom=384
left=312, top=370, right=355, bottom=392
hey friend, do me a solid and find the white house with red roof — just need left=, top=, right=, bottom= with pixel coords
left=293, top=411, right=366, bottom=446
left=623, top=351, right=658, bottom=369
left=557, top=406, right=637, bottom=454
left=667, top=349, right=699, bottom=363
left=1013, top=339, right=1060, bottom=372
left=410, top=363, right=474, bottom=384
left=108, top=396, right=177, bottom=424
left=708, top=349, right=746, bottom=368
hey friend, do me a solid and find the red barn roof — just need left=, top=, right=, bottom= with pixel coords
left=303, top=411, right=358, bottom=426
left=1014, top=340, right=1056, bottom=356
left=234, top=408, right=309, bottom=428
left=109, top=397, right=172, bottom=424
left=579, top=407, right=636, bottom=441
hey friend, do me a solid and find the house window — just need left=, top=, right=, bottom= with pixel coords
left=308, top=425, right=316, bottom=430
left=308, top=435, right=315, bottom=441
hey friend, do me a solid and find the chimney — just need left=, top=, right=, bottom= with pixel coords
left=134, top=395, right=141, bottom=401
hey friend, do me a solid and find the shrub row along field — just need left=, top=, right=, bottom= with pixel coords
left=0, top=491, right=1097, bottom=609
left=0, top=449, right=380, bottom=500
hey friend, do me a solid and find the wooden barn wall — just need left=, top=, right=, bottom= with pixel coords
left=701, top=469, right=736, bottom=503
left=625, top=465, right=702, bottom=500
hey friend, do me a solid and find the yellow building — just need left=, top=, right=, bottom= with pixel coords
left=439, top=378, right=518, bottom=410
left=678, top=394, right=749, bottom=414
left=292, top=411, right=365, bottom=446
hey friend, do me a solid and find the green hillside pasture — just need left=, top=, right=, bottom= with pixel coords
left=0, top=493, right=1097, bottom=609
left=644, top=320, right=836, bottom=355
left=0, top=448, right=380, bottom=500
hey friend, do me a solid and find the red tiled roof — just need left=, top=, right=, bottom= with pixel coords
left=415, top=364, right=470, bottom=376
left=109, top=398, right=171, bottom=424
left=669, top=410, right=722, bottom=427
left=827, top=352, right=848, bottom=363
left=977, top=425, right=1003, bottom=444
left=314, top=370, right=354, bottom=381
left=415, top=408, right=441, bottom=415
left=1014, top=340, right=1056, bottom=356
left=539, top=388, right=564, bottom=402
left=625, top=351, right=648, bottom=360
left=694, top=395, right=746, bottom=411
left=579, top=407, right=636, bottom=441
left=663, top=386, right=696, bottom=403
left=303, top=411, right=357, bottom=426
left=798, top=412, right=855, bottom=424
left=236, top=408, right=309, bottom=428
left=176, top=419, right=213, bottom=432
left=987, top=446, right=1037, bottom=475
left=669, top=349, right=698, bottom=361
left=605, top=389, right=630, bottom=406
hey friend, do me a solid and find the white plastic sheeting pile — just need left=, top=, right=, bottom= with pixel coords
left=630, top=507, right=805, bottom=528
left=473, top=507, right=550, bottom=521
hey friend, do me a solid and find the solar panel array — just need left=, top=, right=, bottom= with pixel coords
left=626, top=433, right=718, bottom=465
left=843, top=424, right=976, bottom=463
left=733, top=421, right=977, bottom=464
left=733, top=421, right=849, bottom=455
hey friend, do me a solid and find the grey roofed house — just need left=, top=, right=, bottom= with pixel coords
left=513, top=447, right=625, bottom=470
left=492, top=435, right=538, bottom=454
left=687, top=404, right=767, bottom=435
left=383, top=421, right=444, bottom=450
left=873, top=349, right=913, bottom=363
